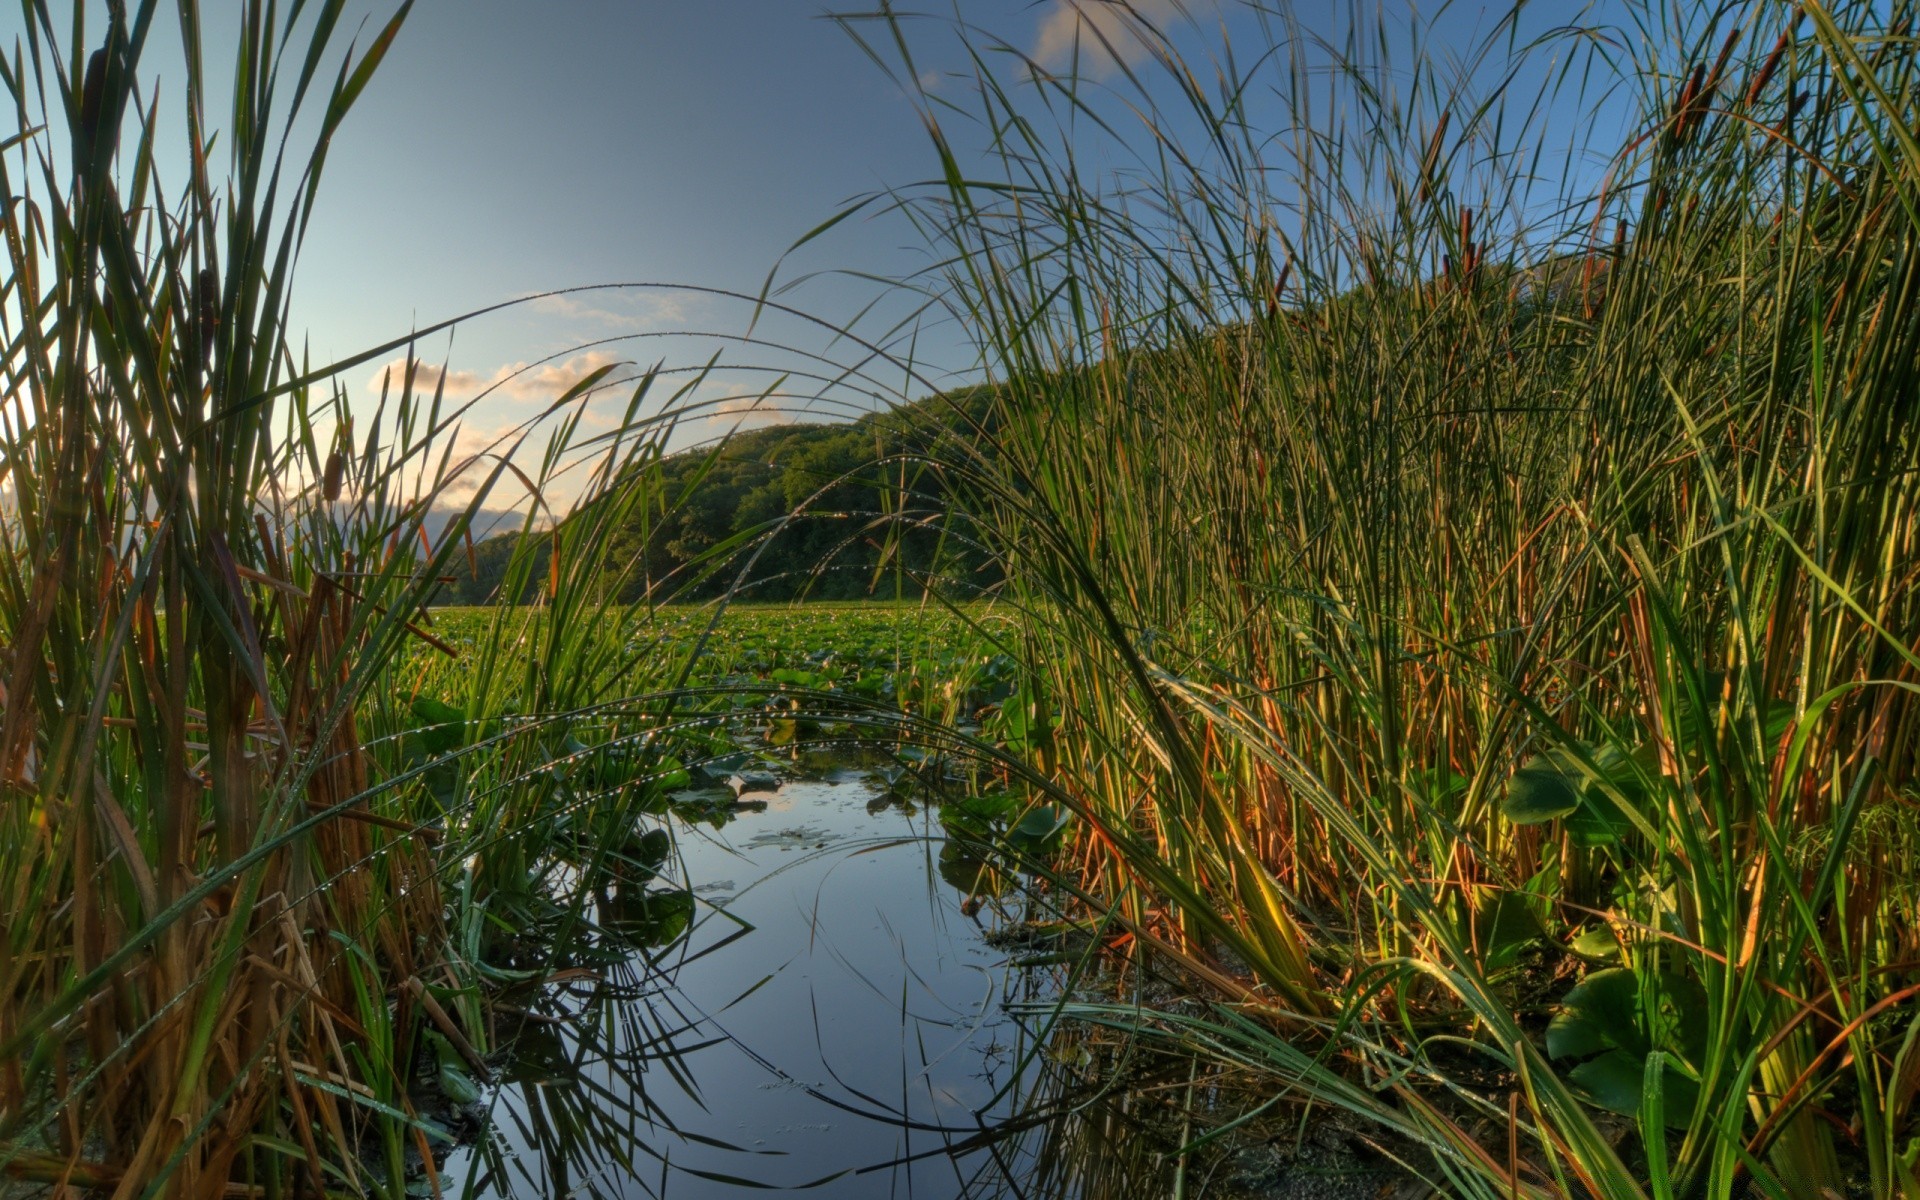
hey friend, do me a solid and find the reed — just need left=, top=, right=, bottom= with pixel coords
left=869, top=1, right=1920, bottom=1194
left=0, top=4, right=705, bottom=1194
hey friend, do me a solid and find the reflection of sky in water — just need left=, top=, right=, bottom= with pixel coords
left=445, top=775, right=1059, bottom=1198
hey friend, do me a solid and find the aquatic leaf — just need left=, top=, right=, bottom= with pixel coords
left=1569, top=924, right=1621, bottom=962
left=1007, top=804, right=1071, bottom=857
left=410, top=696, right=467, bottom=754
left=1502, top=755, right=1582, bottom=824
left=938, top=842, right=1006, bottom=897
left=436, top=1061, right=482, bottom=1106
left=1568, top=1049, right=1698, bottom=1126
left=1547, top=967, right=1643, bottom=1058
left=622, top=827, right=671, bottom=881
left=1471, top=891, right=1543, bottom=969
left=654, top=755, right=692, bottom=791
left=1568, top=1049, right=1649, bottom=1116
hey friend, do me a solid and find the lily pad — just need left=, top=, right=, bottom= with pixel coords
left=1503, top=755, right=1582, bottom=824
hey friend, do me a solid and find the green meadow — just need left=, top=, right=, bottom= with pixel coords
left=5, top=1, right=1920, bottom=1197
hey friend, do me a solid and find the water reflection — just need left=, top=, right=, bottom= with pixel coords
left=441, top=774, right=1173, bottom=1198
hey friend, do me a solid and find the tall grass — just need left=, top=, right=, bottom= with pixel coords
left=0, top=4, right=713, bottom=1194
left=868, top=1, right=1920, bottom=1194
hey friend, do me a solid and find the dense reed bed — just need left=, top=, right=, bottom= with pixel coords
left=876, top=1, right=1920, bottom=1195
left=0, top=4, right=715, bottom=1194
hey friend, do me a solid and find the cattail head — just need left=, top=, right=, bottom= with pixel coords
left=1419, top=108, right=1450, bottom=199
left=1747, top=32, right=1790, bottom=106
left=195, top=267, right=220, bottom=356
left=1267, top=259, right=1293, bottom=319
left=79, top=48, right=108, bottom=144
left=322, top=450, right=346, bottom=503
left=1704, top=27, right=1739, bottom=96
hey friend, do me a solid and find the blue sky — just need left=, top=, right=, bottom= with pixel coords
left=5, top=1, right=1666, bottom=513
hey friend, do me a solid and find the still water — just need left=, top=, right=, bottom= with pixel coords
left=440, top=771, right=1170, bottom=1198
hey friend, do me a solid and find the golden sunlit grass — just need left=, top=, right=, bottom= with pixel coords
left=870, top=1, right=1920, bottom=1195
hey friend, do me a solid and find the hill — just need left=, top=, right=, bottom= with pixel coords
left=434, top=386, right=997, bottom=604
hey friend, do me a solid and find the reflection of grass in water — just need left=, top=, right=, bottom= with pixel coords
left=742, top=824, right=834, bottom=851
left=455, top=775, right=1124, bottom=1198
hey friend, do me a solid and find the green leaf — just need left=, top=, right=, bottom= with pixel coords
left=1549, top=967, right=1646, bottom=1058
left=436, top=1061, right=482, bottom=1106
left=1646, top=970, right=1710, bottom=1065
left=1008, top=804, right=1071, bottom=856
left=654, top=755, right=692, bottom=791
left=1569, top=1049, right=1698, bottom=1127
left=1546, top=1006, right=1611, bottom=1061
left=1503, top=755, right=1582, bottom=824
left=1566, top=793, right=1633, bottom=847
left=623, top=828, right=672, bottom=881
left=409, top=696, right=467, bottom=754
left=1568, top=1049, right=1650, bottom=1116
left=1569, top=924, right=1621, bottom=962
left=1473, top=892, right=1543, bottom=970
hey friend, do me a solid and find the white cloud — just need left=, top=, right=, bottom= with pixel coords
left=368, top=350, right=639, bottom=405
left=1032, top=0, right=1194, bottom=76
left=367, top=359, right=486, bottom=398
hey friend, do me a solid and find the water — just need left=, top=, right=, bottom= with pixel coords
left=441, top=770, right=1166, bottom=1198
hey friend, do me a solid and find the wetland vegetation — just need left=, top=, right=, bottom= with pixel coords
left=4, top=0, right=1920, bottom=1197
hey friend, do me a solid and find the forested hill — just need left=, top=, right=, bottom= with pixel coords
left=434, top=387, right=997, bottom=604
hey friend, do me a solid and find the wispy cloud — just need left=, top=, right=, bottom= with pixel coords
left=1032, top=0, right=1196, bottom=76
left=368, top=350, right=639, bottom=405
left=525, top=289, right=694, bottom=330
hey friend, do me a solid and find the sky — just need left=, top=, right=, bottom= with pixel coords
left=4, top=0, right=1659, bottom=518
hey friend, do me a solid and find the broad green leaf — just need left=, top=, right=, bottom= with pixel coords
left=1550, top=967, right=1645, bottom=1057
left=1503, top=755, right=1582, bottom=824
left=1569, top=924, right=1621, bottom=962
left=410, top=696, right=467, bottom=754
left=1568, top=1049, right=1650, bottom=1116
left=1570, top=1049, right=1698, bottom=1127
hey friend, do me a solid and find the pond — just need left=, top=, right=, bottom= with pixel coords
left=438, top=769, right=1176, bottom=1199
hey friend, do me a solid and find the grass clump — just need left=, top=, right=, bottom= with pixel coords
left=0, top=4, right=708, bottom=1194
left=859, top=1, right=1920, bottom=1195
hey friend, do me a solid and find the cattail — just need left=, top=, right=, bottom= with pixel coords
left=1677, top=63, right=1706, bottom=142
left=1747, top=32, right=1790, bottom=106
left=195, top=267, right=219, bottom=357
left=1614, top=218, right=1627, bottom=255
left=1704, top=27, right=1740, bottom=96
left=322, top=450, right=346, bottom=502
left=1267, top=259, right=1292, bottom=320
left=79, top=48, right=108, bottom=146
left=1673, top=62, right=1699, bottom=119
left=1419, top=108, right=1450, bottom=199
